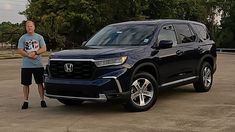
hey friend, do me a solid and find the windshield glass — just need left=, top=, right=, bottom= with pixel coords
left=86, top=24, right=155, bottom=46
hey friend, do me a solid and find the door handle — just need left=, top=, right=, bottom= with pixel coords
left=176, top=50, right=184, bottom=56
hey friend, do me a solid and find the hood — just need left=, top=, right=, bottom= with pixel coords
left=50, top=46, right=143, bottom=59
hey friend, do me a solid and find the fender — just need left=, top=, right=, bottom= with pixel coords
left=196, top=54, right=215, bottom=75
left=130, top=61, right=160, bottom=85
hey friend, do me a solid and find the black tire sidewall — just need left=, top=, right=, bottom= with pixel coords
left=195, top=62, right=213, bottom=92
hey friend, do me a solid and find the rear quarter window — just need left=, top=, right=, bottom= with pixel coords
left=173, top=24, right=196, bottom=44
left=192, top=24, right=210, bottom=41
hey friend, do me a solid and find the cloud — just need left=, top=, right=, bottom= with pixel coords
left=3, top=3, right=13, bottom=10
left=0, top=1, right=27, bottom=23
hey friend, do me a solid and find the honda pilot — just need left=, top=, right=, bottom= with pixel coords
left=45, top=19, right=217, bottom=112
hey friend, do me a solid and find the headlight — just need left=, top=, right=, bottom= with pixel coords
left=94, top=56, right=127, bottom=67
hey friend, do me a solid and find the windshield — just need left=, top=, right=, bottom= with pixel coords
left=86, top=24, right=155, bottom=46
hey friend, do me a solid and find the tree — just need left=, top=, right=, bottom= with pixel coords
left=18, top=0, right=233, bottom=49
left=217, top=0, right=235, bottom=48
left=0, top=22, right=24, bottom=48
left=21, top=0, right=147, bottom=49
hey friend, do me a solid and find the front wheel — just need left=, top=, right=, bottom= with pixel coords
left=194, top=62, right=213, bottom=92
left=123, top=72, right=158, bottom=112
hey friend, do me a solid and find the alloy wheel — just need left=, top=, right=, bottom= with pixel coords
left=203, top=66, right=212, bottom=88
left=130, top=78, right=154, bottom=107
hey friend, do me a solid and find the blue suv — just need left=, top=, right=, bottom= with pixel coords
left=45, top=19, right=217, bottom=111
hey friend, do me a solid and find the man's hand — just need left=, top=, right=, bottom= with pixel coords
left=28, top=51, right=38, bottom=59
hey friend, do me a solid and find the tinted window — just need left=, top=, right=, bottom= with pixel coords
left=158, top=25, right=177, bottom=46
left=192, top=24, right=209, bottom=41
left=86, top=25, right=155, bottom=46
left=174, top=24, right=196, bottom=44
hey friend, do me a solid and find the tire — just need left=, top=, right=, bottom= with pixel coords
left=194, top=62, right=213, bottom=92
left=123, top=72, right=158, bottom=112
left=57, top=99, right=83, bottom=106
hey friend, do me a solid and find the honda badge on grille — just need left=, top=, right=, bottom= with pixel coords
left=64, top=63, right=73, bottom=73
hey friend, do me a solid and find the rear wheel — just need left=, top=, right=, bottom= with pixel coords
left=57, top=99, right=83, bottom=106
left=194, top=62, right=213, bottom=92
left=124, top=72, right=158, bottom=112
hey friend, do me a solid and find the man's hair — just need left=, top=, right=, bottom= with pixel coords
left=26, top=20, right=35, bottom=26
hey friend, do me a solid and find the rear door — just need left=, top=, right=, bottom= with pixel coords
left=173, top=23, right=199, bottom=78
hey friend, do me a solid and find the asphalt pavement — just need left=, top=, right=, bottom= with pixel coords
left=0, top=53, right=234, bottom=132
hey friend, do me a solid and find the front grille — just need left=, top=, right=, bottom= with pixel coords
left=49, top=61, right=96, bottom=79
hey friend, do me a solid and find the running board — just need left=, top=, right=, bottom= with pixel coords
left=160, top=76, right=198, bottom=87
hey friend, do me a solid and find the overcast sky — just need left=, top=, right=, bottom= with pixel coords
left=0, top=0, right=28, bottom=24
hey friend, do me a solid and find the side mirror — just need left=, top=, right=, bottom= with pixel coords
left=81, top=41, right=87, bottom=46
left=158, top=40, right=173, bottom=49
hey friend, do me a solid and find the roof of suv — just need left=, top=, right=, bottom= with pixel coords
left=110, top=19, right=205, bottom=26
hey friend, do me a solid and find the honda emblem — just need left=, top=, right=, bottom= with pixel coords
left=64, top=63, right=73, bottom=73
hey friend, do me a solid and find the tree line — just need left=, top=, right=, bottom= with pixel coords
left=0, top=0, right=234, bottom=49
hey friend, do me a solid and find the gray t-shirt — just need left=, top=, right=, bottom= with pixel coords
left=18, top=33, right=46, bottom=68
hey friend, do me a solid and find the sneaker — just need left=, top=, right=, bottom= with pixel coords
left=21, top=102, right=28, bottom=109
left=41, top=100, right=47, bottom=108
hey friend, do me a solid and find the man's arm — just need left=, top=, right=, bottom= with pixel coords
left=23, top=44, right=46, bottom=59
left=17, top=48, right=29, bottom=57
left=17, top=36, right=29, bottom=57
left=35, top=44, right=47, bottom=55
left=26, top=44, right=46, bottom=59
left=17, top=49, right=36, bottom=59
left=17, top=46, right=47, bottom=59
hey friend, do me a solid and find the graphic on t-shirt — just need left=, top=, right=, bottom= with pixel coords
left=25, top=39, right=39, bottom=52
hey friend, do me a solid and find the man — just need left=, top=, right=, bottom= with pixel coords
left=17, top=20, right=47, bottom=109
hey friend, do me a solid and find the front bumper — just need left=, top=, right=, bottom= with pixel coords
left=45, top=93, right=108, bottom=102
left=44, top=68, right=130, bottom=101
